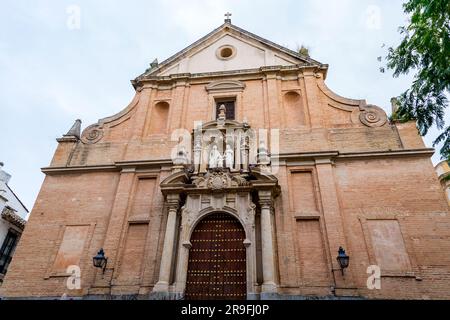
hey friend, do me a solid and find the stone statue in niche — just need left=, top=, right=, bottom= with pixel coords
left=209, top=144, right=223, bottom=168
left=225, top=144, right=234, bottom=168
left=218, top=104, right=226, bottom=121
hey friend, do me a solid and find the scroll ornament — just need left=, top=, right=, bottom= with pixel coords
left=359, top=105, right=387, bottom=127
left=81, top=124, right=104, bottom=144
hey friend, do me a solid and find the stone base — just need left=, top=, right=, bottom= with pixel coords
left=260, top=293, right=364, bottom=300
left=334, top=287, right=360, bottom=297
left=260, top=292, right=279, bottom=300
left=148, top=291, right=183, bottom=300
left=247, top=293, right=260, bottom=300
left=152, top=281, right=170, bottom=293
left=0, top=292, right=365, bottom=300
left=261, top=282, right=277, bottom=294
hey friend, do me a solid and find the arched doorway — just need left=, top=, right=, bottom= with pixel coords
left=185, top=212, right=246, bottom=300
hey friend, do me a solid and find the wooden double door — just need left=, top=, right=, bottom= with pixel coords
left=185, top=212, right=246, bottom=300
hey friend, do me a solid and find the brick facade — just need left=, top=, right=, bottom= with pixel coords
left=1, top=22, right=449, bottom=299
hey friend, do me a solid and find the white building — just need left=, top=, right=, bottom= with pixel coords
left=0, top=162, right=28, bottom=284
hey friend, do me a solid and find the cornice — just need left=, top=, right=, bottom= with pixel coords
left=41, top=149, right=434, bottom=175
left=132, top=64, right=326, bottom=89
left=275, top=148, right=434, bottom=162
left=41, top=164, right=118, bottom=175
left=115, top=159, right=173, bottom=169
left=336, top=148, right=435, bottom=160
left=41, top=159, right=173, bottom=175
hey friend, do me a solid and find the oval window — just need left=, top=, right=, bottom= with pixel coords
left=216, top=45, right=236, bottom=60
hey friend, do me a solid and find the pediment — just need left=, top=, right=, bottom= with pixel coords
left=248, top=167, right=278, bottom=183
left=160, top=167, right=279, bottom=195
left=202, top=119, right=244, bottom=129
left=160, top=171, right=189, bottom=186
left=205, top=80, right=245, bottom=93
left=136, top=23, right=323, bottom=79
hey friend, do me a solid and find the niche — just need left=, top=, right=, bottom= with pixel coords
left=283, top=91, right=305, bottom=127
left=149, top=101, right=169, bottom=134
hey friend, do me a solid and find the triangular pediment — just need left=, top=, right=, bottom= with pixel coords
left=136, top=22, right=323, bottom=79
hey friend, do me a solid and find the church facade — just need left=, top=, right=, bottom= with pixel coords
left=2, top=19, right=450, bottom=300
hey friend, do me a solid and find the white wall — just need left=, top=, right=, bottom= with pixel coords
left=0, top=167, right=28, bottom=247
left=159, top=34, right=299, bottom=76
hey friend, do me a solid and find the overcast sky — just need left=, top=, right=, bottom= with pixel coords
left=1, top=0, right=448, bottom=210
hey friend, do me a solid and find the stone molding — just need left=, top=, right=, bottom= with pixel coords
left=191, top=169, right=250, bottom=191
left=40, top=148, right=435, bottom=175
left=205, top=79, right=246, bottom=93
left=258, top=190, right=274, bottom=208
left=133, top=64, right=326, bottom=89
left=166, top=193, right=181, bottom=212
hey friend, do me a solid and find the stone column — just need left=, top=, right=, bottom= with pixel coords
left=153, top=193, right=180, bottom=293
left=258, top=190, right=277, bottom=293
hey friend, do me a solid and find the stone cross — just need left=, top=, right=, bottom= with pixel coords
left=224, top=12, right=232, bottom=23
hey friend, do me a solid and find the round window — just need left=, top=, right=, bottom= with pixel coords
left=220, top=47, right=233, bottom=58
left=216, top=45, right=236, bottom=60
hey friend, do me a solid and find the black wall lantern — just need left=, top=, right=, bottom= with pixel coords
left=93, top=248, right=108, bottom=273
left=336, top=246, right=349, bottom=275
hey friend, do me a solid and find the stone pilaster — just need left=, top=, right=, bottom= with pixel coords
left=315, top=158, right=356, bottom=295
left=153, top=193, right=181, bottom=293
left=89, top=168, right=135, bottom=294
left=258, top=190, right=277, bottom=293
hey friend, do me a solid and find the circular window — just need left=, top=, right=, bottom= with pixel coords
left=220, top=47, right=233, bottom=58
left=216, top=45, right=236, bottom=60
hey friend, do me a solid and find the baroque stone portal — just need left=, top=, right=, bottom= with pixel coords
left=152, top=112, right=280, bottom=299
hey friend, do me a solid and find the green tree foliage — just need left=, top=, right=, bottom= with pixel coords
left=384, top=0, right=450, bottom=162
